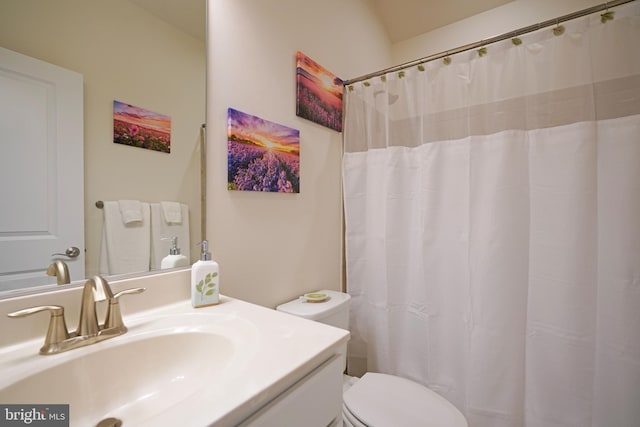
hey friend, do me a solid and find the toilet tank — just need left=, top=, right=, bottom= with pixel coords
left=276, top=290, right=350, bottom=330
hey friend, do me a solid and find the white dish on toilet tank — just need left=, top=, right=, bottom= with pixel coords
left=276, top=290, right=350, bottom=329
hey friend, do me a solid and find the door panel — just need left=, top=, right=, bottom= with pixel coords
left=0, top=47, right=84, bottom=291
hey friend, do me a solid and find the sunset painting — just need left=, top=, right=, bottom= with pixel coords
left=113, top=100, right=171, bottom=153
left=227, top=108, right=300, bottom=193
left=296, top=51, right=343, bottom=132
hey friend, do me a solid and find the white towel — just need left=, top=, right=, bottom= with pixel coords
left=150, top=203, right=190, bottom=270
left=161, top=201, right=182, bottom=224
left=118, top=200, right=143, bottom=224
left=100, top=201, right=151, bottom=275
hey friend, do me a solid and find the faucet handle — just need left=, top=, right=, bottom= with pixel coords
left=112, top=287, right=146, bottom=299
left=104, top=287, right=145, bottom=332
left=7, top=305, right=71, bottom=355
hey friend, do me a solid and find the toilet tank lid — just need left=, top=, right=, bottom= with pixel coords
left=275, top=290, right=350, bottom=320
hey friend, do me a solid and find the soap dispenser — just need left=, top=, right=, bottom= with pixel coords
left=191, top=240, right=219, bottom=307
left=160, top=236, right=189, bottom=269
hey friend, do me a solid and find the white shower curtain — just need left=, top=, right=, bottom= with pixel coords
left=343, top=3, right=640, bottom=427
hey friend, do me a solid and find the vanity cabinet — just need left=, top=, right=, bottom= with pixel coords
left=238, top=352, right=345, bottom=427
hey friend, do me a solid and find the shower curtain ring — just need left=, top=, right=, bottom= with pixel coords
left=553, top=19, right=565, bottom=36
left=478, top=42, right=487, bottom=57
left=601, top=2, right=614, bottom=22
left=512, top=30, right=523, bottom=46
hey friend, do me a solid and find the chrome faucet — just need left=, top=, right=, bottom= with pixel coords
left=7, top=275, right=144, bottom=355
left=47, top=260, right=70, bottom=285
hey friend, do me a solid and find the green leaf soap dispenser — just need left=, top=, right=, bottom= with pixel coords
left=191, top=240, right=219, bottom=308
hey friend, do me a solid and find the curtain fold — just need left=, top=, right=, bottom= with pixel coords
left=343, top=3, right=640, bottom=426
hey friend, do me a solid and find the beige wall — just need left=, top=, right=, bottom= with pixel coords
left=0, top=0, right=206, bottom=277
left=392, top=0, right=604, bottom=64
left=4, top=0, right=594, bottom=307
left=206, top=0, right=604, bottom=309
left=206, top=0, right=391, bottom=308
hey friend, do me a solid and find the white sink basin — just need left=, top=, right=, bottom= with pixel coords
left=0, top=310, right=259, bottom=426
left=0, top=297, right=348, bottom=427
left=2, top=332, right=231, bottom=423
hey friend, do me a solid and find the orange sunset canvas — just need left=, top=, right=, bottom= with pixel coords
left=227, top=108, right=300, bottom=193
left=296, top=51, right=343, bottom=132
left=113, top=100, right=171, bottom=153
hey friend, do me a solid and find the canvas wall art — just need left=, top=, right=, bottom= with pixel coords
left=295, top=51, right=343, bottom=132
left=113, top=100, right=171, bottom=153
left=227, top=108, right=300, bottom=193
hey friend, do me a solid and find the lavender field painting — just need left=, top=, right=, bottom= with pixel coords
left=227, top=108, right=300, bottom=193
left=296, top=51, right=343, bottom=132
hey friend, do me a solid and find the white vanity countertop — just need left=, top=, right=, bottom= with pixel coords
left=127, top=297, right=350, bottom=426
left=0, top=270, right=350, bottom=427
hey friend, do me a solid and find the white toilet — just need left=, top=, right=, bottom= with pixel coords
left=276, top=290, right=468, bottom=427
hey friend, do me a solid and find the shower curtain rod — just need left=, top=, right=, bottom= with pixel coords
left=343, top=0, right=635, bottom=85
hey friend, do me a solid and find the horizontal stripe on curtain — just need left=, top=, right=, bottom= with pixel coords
left=342, top=3, right=640, bottom=427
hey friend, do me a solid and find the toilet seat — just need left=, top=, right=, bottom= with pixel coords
left=343, top=403, right=367, bottom=427
left=342, top=373, right=468, bottom=427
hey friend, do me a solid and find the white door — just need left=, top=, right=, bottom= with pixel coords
left=0, top=47, right=84, bottom=292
